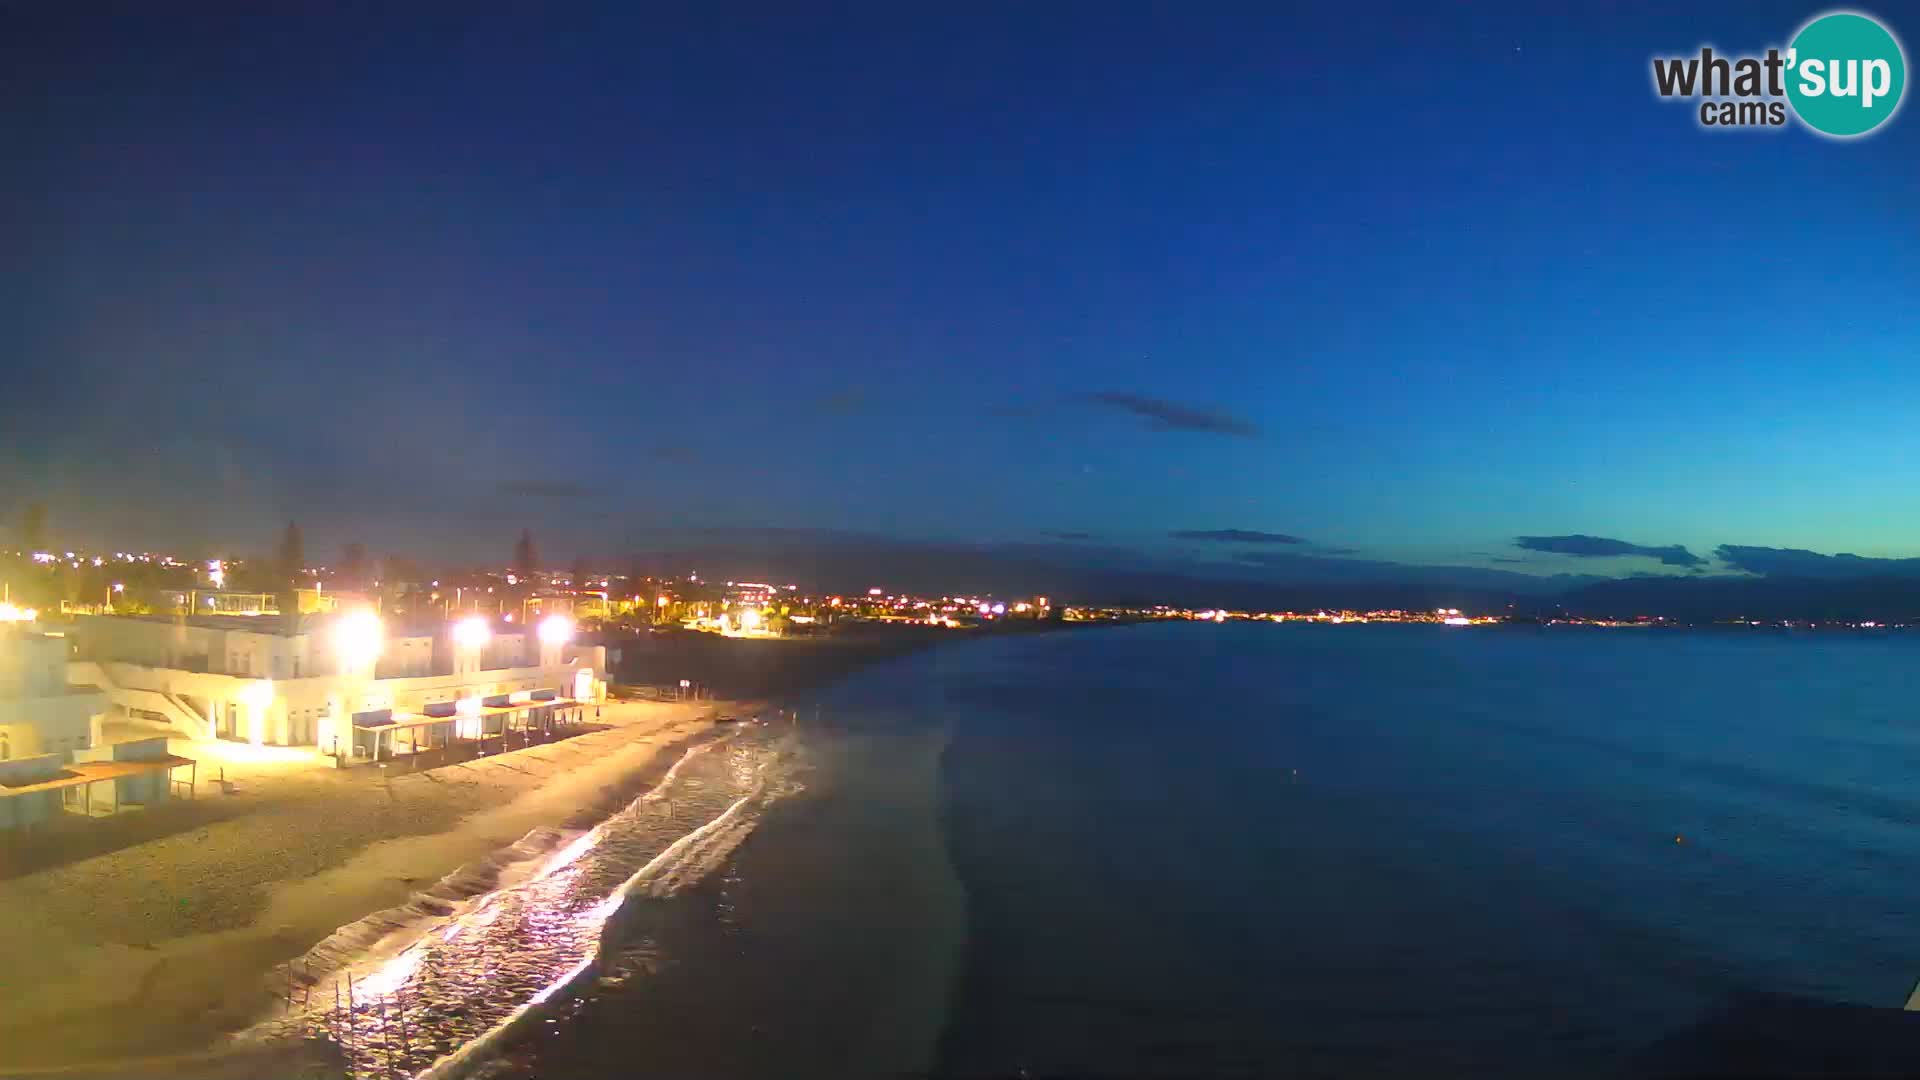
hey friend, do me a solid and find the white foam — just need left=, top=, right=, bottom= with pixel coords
left=416, top=767, right=770, bottom=1080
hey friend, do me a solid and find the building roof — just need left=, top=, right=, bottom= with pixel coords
left=0, top=754, right=196, bottom=796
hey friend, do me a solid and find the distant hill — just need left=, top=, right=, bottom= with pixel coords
left=1552, top=574, right=1920, bottom=623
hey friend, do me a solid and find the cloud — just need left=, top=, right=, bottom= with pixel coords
left=1316, top=547, right=1359, bottom=556
left=1084, top=392, right=1259, bottom=437
left=1515, top=534, right=1705, bottom=568
left=1043, top=530, right=1095, bottom=541
left=1712, top=545, right=1920, bottom=579
left=812, top=388, right=868, bottom=417
left=1171, top=529, right=1307, bottom=545
left=498, top=480, right=598, bottom=498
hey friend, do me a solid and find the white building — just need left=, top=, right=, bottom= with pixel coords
left=0, top=624, right=107, bottom=763
left=69, top=610, right=605, bottom=758
left=1, top=622, right=162, bottom=831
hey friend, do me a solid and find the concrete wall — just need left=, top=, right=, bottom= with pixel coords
left=74, top=616, right=322, bottom=678
left=376, top=634, right=435, bottom=679
left=0, top=690, right=106, bottom=762
left=107, top=737, right=172, bottom=808
left=0, top=754, right=68, bottom=830
left=1, top=630, right=108, bottom=763
left=0, top=631, right=69, bottom=697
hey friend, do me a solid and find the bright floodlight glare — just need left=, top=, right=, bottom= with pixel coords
left=240, top=679, right=275, bottom=708
left=333, top=609, right=384, bottom=666
left=538, top=614, right=574, bottom=645
left=452, top=615, right=491, bottom=650
left=739, top=607, right=762, bottom=631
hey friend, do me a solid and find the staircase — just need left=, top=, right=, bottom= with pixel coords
left=70, top=661, right=215, bottom=740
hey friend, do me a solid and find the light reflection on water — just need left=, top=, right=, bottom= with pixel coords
left=250, top=723, right=800, bottom=1079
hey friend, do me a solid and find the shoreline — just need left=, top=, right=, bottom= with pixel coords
left=609, top=617, right=1129, bottom=701
left=0, top=624, right=988, bottom=1075
left=0, top=700, right=724, bottom=1073
left=456, top=671, right=967, bottom=1079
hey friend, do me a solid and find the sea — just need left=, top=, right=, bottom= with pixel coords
left=276, top=622, right=1920, bottom=1078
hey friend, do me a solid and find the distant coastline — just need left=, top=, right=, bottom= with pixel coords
left=607, top=617, right=1128, bottom=702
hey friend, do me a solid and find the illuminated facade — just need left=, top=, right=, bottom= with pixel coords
left=68, top=612, right=606, bottom=754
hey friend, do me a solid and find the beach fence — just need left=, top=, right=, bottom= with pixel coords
left=278, top=962, right=428, bottom=1080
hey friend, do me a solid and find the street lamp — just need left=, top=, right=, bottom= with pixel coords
left=333, top=609, right=384, bottom=670
left=453, top=615, right=491, bottom=650
left=240, top=679, right=275, bottom=746
left=538, top=614, right=574, bottom=646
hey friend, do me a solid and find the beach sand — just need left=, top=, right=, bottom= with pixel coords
left=0, top=699, right=720, bottom=1073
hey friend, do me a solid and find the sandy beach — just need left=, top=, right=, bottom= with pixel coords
left=0, top=628, right=976, bottom=1076
left=0, top=698, right=722, bottom=1073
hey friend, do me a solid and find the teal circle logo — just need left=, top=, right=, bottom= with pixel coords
left=1786, top=11, right=1907, bottom=137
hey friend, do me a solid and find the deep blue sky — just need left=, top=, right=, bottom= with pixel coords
left=5, top=3, right=1917, bottom=582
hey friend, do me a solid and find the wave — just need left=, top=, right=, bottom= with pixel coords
left=418, top=773, right=771, bottom=1080
left=234, top=724, right=797, bottom=1079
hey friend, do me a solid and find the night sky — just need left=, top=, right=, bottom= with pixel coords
left=5, top=3, right=1916, bottom=584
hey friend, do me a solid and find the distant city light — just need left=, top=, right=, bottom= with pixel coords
left=0, top=602, right=38, bottom=622
left=869, top=587, right=883, bottom=596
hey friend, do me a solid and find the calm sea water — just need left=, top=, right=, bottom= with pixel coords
left=485, top=622, right=1920, bottom=1078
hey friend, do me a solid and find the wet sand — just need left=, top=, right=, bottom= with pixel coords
left=474, top=718, right=966, bottom=1079
left=0, top=700, right=719, bottom=1072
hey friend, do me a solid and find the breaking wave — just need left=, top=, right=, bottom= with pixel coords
left=236, top=721, right=801, bottom=1079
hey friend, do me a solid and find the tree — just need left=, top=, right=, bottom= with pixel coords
left=513, top=529, right=538, bottom=578
left=19, top=503, right=46, bottom=552
left=383, top=554, right=423, bottom=586
left=341, top=542, right=369, bottom=586
left=277, top=521, right=305, bottom=580
left=570, top=555, right=590, bottom=588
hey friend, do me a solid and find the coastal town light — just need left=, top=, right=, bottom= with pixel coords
left=538, top=614, right=574, bottom=646
left=452, top=615, right=491, bottom=650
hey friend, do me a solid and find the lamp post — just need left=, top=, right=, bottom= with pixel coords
left=330, top=610, right=384, bottom=763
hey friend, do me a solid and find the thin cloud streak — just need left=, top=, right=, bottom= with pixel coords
left=1085, top=392, right=1260, bottom=437
left=1171, top=529, right=1307, bottom=544
left=1515, top=534, right=1704, bottom=568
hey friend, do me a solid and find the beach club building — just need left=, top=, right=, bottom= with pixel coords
left=2, top=620, right=195, bottom=830
left=66, top=609, right=607, bottom=764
